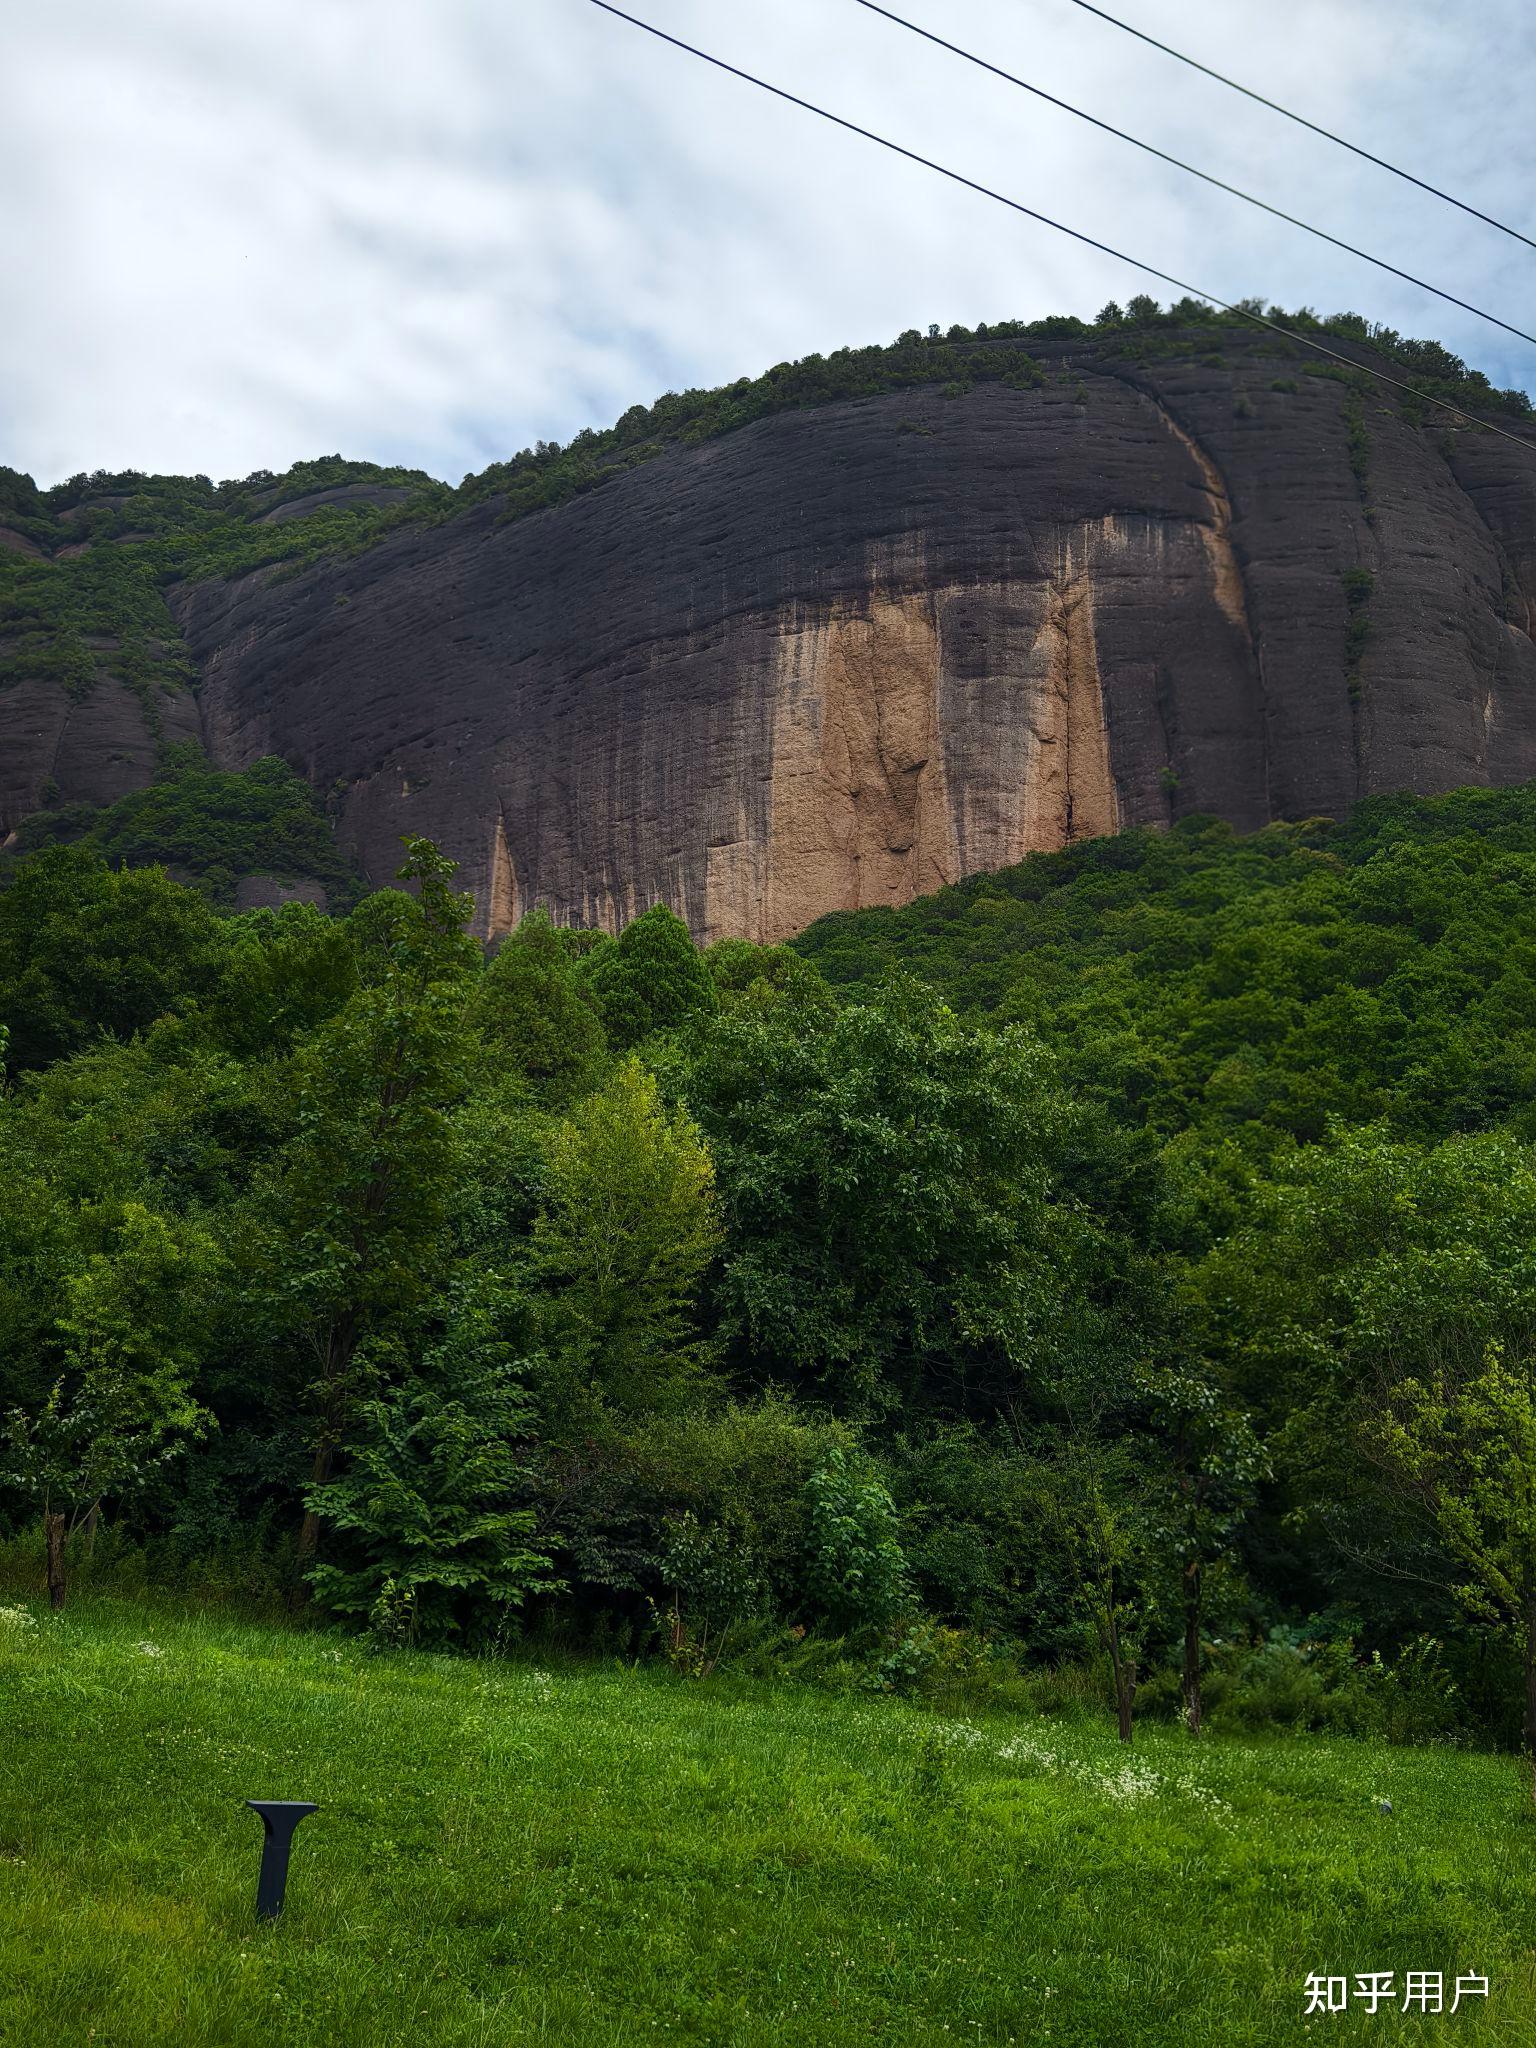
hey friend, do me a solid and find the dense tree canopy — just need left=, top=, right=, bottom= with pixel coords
left=8, top=787, right=1536, bottom=1752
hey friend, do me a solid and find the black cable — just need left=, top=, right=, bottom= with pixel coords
left=585, top=0, right=1536, bottom=455
left=1066, top=0, right=1536, bottom=254
left=854, top=0, right=1536, bottom=349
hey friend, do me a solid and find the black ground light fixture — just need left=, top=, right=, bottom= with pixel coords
left=245, top=1800, right=318, bottom=1921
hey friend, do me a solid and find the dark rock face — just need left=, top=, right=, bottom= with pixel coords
left=254, top=482, right=416, bottom=526
left=23, top=333, right=1536, bottom=936
left=232, top=875, right=329, bottom=911
left=0, top=675, right=201, bottom=846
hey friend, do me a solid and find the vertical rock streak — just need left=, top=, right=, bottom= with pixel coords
left=1119, top=378, right=1272, bottom=817
left=752, top=593, right=951, bottom=943
left=485, top=807, right=520, bottom=941
left=736, top=558, right=1123, bottom=945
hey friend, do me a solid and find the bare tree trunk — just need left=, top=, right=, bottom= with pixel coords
left=294, top=1440, right=333, bottom=1567
left=295, top=1318, right=357, bottom=1569
left=1106, top=1602, right=1135, bottom=1745
left=45, top=1510, right=67, bottom=1611
left=82, top=1502, right=100, bottom=1558
left=1182, top=1560, right=1203, bottom=1736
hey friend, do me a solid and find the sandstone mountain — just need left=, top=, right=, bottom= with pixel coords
left=5, top=319, right=1536, bottom=940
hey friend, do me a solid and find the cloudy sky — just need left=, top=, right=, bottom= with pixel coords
left=3, top=0, right=1532, bottom=487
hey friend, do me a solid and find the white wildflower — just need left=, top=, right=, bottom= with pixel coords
left=926, top=1721, right=986, bottom=1751
left=1089, top=1760, right=1163, bottom=1805
left=992, top=1729, right=1235, bottom=1820
left=0, top=1605, right=37, bottom=1632
left=996, top=1732, right=1061, bottom=1772
left=135, top=1640, right=165, bottom=1659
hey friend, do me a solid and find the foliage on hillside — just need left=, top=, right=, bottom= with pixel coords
left=7, top=790, right=1536, bottom=1762
left=0, top=457, right=453, bottom=709
left=10, top=748, right=365, bottom=911
left=793, top=785, right=1536, bottom=1152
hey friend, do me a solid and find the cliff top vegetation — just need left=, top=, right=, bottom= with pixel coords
left=2, top=302, right=1529, bottom=724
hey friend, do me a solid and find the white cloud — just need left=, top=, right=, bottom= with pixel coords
left=2, top=0, right=1531, bottom=486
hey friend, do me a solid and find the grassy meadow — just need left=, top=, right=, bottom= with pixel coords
left=1, top=1598, right=1533, bottom=2045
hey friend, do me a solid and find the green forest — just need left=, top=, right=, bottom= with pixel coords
left=5, top=778, right=1536, bottom=1768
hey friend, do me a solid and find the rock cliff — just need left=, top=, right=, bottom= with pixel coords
left=13, top=329, right=1536, bottom=940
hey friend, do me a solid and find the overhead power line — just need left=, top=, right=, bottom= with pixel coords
left=585, top=1, right=1536, bottom=457
left=853, top=0, right=1536, bottom=349
left=1065, top=0, right=1536, bottom=254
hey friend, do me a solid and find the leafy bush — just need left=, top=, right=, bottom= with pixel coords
left=539, top=1393, right=842, bottom=1623
left=305, top=1292, right=560, bottom=1646
left=1133, top=1629, right=1467, bottom=1741
left=872, top=1616, right=999, bottom=1697
left=802, top=1447, right=909, bottom=1631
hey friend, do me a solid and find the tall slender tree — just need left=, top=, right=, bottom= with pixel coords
left=250, top=840, right=480, bottom=1564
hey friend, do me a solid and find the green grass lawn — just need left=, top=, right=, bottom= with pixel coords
left=1, top=1598, right=1532, bottom=2046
